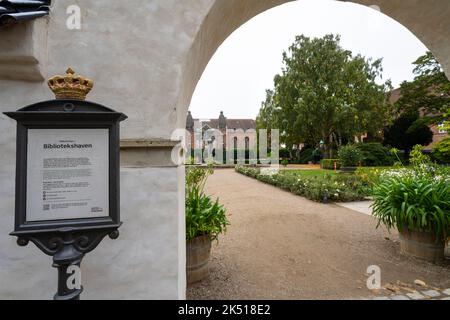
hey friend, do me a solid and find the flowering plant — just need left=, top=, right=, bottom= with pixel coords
left=235, top=166, right=370, bottom=202
left=338, top=145, right=363, bottom=167
left=186, top=166, right=229, bottom=241
left=371, top=146, right=450, bottom=241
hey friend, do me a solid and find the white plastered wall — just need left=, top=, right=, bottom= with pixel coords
left=0, top=0, right=449, bottom=299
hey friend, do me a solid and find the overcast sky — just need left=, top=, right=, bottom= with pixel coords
left=189, top=0, right=428, bottom=120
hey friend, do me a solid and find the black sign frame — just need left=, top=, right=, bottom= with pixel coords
left=4, top=99, right=127, bottom=300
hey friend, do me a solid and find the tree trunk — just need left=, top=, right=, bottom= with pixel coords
left=329, top=134, right=334, bottom=158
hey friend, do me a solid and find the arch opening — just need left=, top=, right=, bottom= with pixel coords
left=182, top=0, right=450, bottom=300
left=177, top=0, right=450, bottom=131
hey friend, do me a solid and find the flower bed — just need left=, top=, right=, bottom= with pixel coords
left=235, top=166, right=371, bottom=202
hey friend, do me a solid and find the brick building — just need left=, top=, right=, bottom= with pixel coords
left=186, top=111, right=257, bottom=163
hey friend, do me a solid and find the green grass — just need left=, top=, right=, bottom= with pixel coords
left=281, top=166, right=399, bottom=178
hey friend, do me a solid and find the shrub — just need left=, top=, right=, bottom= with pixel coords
left=355, top=143, right=394, bottom=167
left=409, top=144, right=431, bottom=167
left=371, top=170, right=450, bottom=242
left=355, top=167, right=387, bottom=187
left=185, top=166, right=229, bottom=241
left=279, top=148, right=291, bottom=159
left=297, top=147, right=314, bottom=164
left=338, top=145, right=363, bottom=167
left=321, top=159, right=341, bottom=170
left=383, top=112, right=433, bottom=151
left=432, top=138, right=450, bottom=164
left=311, top=148, right=323, bottom=164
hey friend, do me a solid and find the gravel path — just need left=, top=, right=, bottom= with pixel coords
left=187, top=169, right=450, bottom=300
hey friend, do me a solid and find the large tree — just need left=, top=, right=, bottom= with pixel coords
left=257, top=34, right=393, bottom=157
left=383, top=112, right=433, bottom=153
left=395, top=51, right=450, bottom=124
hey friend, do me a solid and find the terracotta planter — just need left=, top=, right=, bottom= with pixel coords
left=186, top=234, right=212, bottom=284
left=399, top=228, right=445, bottom=263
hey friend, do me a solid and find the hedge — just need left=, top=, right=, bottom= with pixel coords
left=321, top=159, right=341, bottom=170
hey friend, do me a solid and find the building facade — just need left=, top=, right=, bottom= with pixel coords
left=186, top=111, right=257, bottom=163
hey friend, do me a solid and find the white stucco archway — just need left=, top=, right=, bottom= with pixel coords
left=177, top=0, right=450, bottom=130
left=0, top=0, right=448, bottom=300
left=176, top=0, right=450, bottom=299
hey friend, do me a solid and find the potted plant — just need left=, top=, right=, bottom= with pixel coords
left=371, top=151, right=450, bottom=262
left=185, top=166, right=229, bottom=284
left=338, top=145, right=363, bottom=173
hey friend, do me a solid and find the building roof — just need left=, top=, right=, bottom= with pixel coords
left=0, top=0, right=50, bottom=28
left=389, top=87, right=402, bottom=104
left=198, top=118, right=256, bottom=131
left=187, top=111, right=256, bottom=131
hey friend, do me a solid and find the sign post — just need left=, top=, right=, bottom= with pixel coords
left=4, top=68, right=127, bottom=300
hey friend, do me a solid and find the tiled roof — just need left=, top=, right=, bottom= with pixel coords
left=0, top=0, right=50, bottom=28
left=195, top=118, right=256, bottom=130
left=226, top=119, right=256, bottom=130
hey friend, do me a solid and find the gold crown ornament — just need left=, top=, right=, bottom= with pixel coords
left=47, top=68, right=94, bottom=100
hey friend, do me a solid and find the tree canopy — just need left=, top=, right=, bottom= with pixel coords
left=256, top=34, right=393, bottom=157
left=395, top=51, right=450, bottom=125
left=383, top=112, right=433, bottom=152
